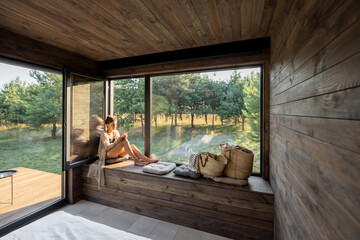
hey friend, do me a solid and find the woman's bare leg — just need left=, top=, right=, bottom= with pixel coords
left=106, top=139, right=145, bottom=166
left=130, top=145, right=158, bottom=164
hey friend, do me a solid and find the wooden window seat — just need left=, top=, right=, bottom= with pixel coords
left=81, top=161, right=274, bottom=240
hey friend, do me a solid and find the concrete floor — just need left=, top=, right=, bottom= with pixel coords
left=59, top=200, right=232, bottom=240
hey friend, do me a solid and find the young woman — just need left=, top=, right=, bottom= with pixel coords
left=100, top=115, right=158, bottom=166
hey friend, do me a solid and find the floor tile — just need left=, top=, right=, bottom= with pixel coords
left=201, top=231, right=232, bottom=240
left=148, top=221, right=179, bottom=240
left=107, top=211, right=141, bottom=231
left=128, top=216, right=160, bottom=237
left=173, top=226, right=203, bottom=240
left=76, top=202, right=108, bottom=220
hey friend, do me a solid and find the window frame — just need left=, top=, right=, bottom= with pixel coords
left=0, top=57, right=67, bottom=236
left=109, top=64, right=264, bottom=176
left=63, top=69, right=109, bottom=170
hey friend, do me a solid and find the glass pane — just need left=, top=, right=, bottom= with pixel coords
left=0, top=62, right=63, bottom=226
left=151, top=68, right=261, bottom=173
left=113, top=78, right=145, bottom=153
left=69, top=73, right=105, bottom=163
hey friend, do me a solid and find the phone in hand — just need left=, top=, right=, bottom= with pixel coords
left=120, top=132, right=128, bottom=141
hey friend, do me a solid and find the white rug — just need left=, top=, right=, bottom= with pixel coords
left=1, top=211, right=150, bottom=240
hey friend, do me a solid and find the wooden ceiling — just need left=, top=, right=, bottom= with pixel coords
left=0, top=0, right=276, bottom=61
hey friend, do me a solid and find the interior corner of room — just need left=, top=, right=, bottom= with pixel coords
left=0, top=0, right=359, bottom=239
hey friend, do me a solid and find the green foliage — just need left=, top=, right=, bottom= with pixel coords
left=113, top=78, right=145, bottom=130
left=152, top=94, right=168, bottom=127
left=26, top=70, right=62, bottom=128
left=153, top=74, right=188, bottom=124
left=244, top=72, right=261, bottom=141
left=218, top=71, right=247, bottom=126
left=0, top=71, right=62, bottom=138
left=0, top=77, right=29, bottom=124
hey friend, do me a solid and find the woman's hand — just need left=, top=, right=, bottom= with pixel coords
left=118, top=133, right=128, bottom=142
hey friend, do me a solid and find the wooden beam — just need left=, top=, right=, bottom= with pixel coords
left=104, top=51, right=269, bottom=78
left=0, top=28, right=100, bottom=74
left=101, top=38, right=270, bottom=78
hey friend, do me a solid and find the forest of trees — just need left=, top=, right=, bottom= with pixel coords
left=114, top=71, right=261, bottom=142
left=0, top=70, right=62, bottom=139
left=0, top=70, right=260, bottom=143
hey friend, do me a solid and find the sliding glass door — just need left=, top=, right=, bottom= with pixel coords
left=0, top=61, right=64, bottom=228
left=64, top=70, right=107, bottom=169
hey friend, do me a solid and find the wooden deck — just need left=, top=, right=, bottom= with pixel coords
left=0, top=167, right=62, bottom=227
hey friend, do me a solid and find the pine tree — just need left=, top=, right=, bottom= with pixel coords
left=244, top=72, right=261, bottom=141
left=26, top=70, right=62, bottom=139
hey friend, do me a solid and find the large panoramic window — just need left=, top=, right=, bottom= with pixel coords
left=151, top=67, right=261, bottom=173
left=113, top=78, right=145, bottom=153
left=0, top=62, right=63, bottom=227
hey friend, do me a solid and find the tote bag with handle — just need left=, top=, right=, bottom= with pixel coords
left=198, top=152, right=228, bottom=177
left=220, top=143, right=254, bottom=180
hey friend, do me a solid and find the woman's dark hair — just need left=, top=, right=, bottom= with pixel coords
left=105, top=115, right=115, bottom=125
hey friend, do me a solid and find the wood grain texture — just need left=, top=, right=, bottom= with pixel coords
left=104, top=52, right=268, bottom=78
left=0, top=28, right=100, bottom=74
left=269, top=0, right=360, bottom=239
left=82, top=161, right=274, bottom=240
left=0, top=0, right=276, bottom=61
left=270, top=0, right=359, bottom=85
left=270, top=53, right=360, bottom=105
left=67, top=166, right=83, bottom=204
left=0, top=167, right=62, bottom=227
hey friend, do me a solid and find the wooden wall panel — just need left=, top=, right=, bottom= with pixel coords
left=269, top=0, right=360, bottom=239
left=67, top=166, right=83, bottom=204
left=82, top=163, right=274, bottom=240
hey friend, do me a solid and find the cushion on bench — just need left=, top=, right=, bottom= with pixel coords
left=106, top=156, right=129, bottom=165
left=173, top=164, right=201, bottom=179
left=213, top=176, right=248, bottom=186
left=143, top=162, right=176, bottom=175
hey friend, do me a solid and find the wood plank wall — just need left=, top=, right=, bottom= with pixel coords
left=82, top=164, right=274, bottom=240
left=269, top=0, right=360, bottom=239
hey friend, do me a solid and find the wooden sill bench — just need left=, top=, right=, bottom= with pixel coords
left=81, top=161, right=274, bottom=240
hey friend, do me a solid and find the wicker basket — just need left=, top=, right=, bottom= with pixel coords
left=198, top=152, right=228, bottom=177
left=220, top=143, right=254, bottom=180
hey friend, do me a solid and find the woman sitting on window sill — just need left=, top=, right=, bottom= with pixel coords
left=88, top=115, right=158, bottom=188
left=101, top=115, right=158, bottom=166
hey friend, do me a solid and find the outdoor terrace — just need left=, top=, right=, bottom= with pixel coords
left=0, top=167, right=62, bottom=226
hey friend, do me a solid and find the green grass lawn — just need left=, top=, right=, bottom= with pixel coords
left=0, top=126, right=62, bottom=174
left=0, top=123, right=260, bottom=174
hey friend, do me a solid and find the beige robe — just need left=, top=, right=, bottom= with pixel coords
left=87, top=130, right=120, bottom=188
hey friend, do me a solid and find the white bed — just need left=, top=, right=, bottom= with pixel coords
left=1, top=211, right=151, bottom=240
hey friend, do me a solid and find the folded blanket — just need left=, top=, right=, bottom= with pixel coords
left=188, top=153, right=200, bottom=173
left=173, top=164, right=201, bottom=179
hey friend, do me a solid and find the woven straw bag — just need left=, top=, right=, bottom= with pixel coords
left=198, top=152, right=228, bottom=177
left=220, top=143, right=254, bottom=180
